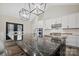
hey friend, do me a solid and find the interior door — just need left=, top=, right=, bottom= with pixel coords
left=6, top=22, right=23, bottom=40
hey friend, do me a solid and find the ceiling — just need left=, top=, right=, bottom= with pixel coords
left=0, top=3, right=79, bottom=19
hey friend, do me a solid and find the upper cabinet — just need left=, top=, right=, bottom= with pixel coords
left=43, top=13, right=79, bottom=29
left=44, top=17, right=62, bottom=29
left=62, top=16, right=68, bottom=28
left=75, top=13, right=79, bottom=28
left=62, top=13, right=79, bottom=28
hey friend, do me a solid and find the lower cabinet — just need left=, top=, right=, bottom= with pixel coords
left=65, top=45, right=79, bottom=56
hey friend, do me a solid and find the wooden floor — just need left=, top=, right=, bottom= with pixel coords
left=5, top=40, right=27, bottom=56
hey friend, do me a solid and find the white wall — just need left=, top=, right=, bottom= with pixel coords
left=0, top=16, right=32, bottom=41
left=43, top=4, right=79, bottom=20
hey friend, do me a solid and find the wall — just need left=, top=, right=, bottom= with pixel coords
left=43, top=4, right=79, bottom=20
left=0, top=16, right=32, bottom=42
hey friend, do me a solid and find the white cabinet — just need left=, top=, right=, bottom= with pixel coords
left=44, top=19, right=52, bottom=29
left=66, top=36, right=79, bottom=47
left=44, top=13, right=79, bottom=29
left=75, top=13, right=79, bottom=28
left=62, top=16, right=68, bottom=28
left=67, top=14, right=76, bottom=28
left=62, top=13, right=77, bottom=28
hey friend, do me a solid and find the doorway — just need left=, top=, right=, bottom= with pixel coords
left=6, top=22, right=23, bottom=40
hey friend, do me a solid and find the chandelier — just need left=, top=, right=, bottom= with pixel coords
left=19, top=3, right=46, bottom=21
left=19, top=8, right=30, bottom=20
left=29, top=3, right=46, bottom=16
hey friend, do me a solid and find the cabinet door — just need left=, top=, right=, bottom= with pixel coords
left=75, top=13, right=79, bottom=28
left=67, top=15, right=76, bottom=28
left=66, top=36, right=79, bottom=47
left=62, top=14, right=77, bottom=28
left=61, top=16, right=68, bottom=28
